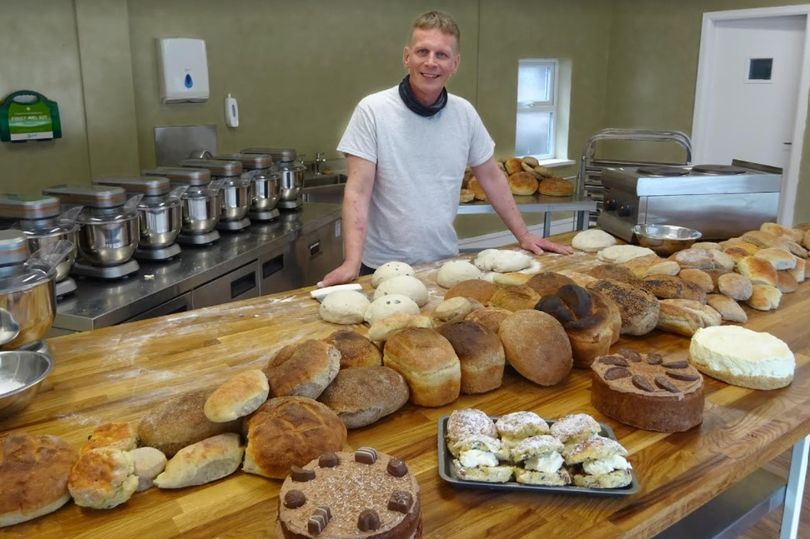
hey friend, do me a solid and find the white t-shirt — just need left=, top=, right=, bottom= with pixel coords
left=337, top=85, right=495, bottom=268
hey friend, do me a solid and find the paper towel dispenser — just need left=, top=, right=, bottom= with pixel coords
left=157, top=38, right=209, bottom=103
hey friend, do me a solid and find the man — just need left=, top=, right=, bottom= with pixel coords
left=320, top=10, right=572, bottom=287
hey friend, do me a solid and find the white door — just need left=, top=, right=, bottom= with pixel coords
left=697, top=15, right=804, bottom=170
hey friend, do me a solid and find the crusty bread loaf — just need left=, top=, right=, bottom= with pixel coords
left=264, top=340, right=340, bottom=399
left=538, top=176, right=574, bottom=196
left=0, top=434, right=77, bottom=527
left=464, top=306, right=512, bottom=333
left=587, top=279, right=659, bottom=336
left=498, top=309, right=572, bottom=386
left=754, top=247, right=796, bottom=270
left=745, top=284, right=782, bottom=311
left=488, top=284, right=541, bottom=311
left=367, top=313, right=433, bottom=343
left=323, top=330, right=381, bottom=369
left=689, top=326, right=794, bottom=389
left=432, top=297, right=484, bottom=325
left=639, top=274, right=690, bottom=300
left=587, top=263, right=638, bottom=283
left=525, top=271, right=577, bottom=297
left=204, top=369, right=269, bottom=423
left=137, top=389, right=241, bottom=458
left=622, top=254, right=680, bottom=278
left=68, top=447, right=138, bottom=509
left=508, top=171, right=539, bottom=195
left=154, top=433, right=243, bottom=489
left=737, top=256, right=778, bottom=287
left=383, top=328, right=461, bottom=407
left=717, top=272, right=753, bottom=301
left=656, top=299, right=721, bottom=336
left=437, top=320, right=506, bottom=393
left=80, top=422, right=137, bottom=455
left=444, top=279, right=498, bottom=303
left=317, top=366, right=409, bottom=428
left=706, top=294, right=747, bottom=323
left=678, top=268, right=715, bottom=293
left=243, top=396, right=347, bottom=479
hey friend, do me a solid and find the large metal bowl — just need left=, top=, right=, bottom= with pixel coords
left=0, top=269, right=56, bottom=350
left=0, top=350, right=53, bottom=419
left=632, top=224, right=702, bottom=256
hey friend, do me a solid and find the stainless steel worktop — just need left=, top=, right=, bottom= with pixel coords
left=54, top=203, right=342, bottom=332
left=457, top=193, right=597, bottom=236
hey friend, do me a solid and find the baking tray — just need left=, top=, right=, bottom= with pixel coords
left=437, top=415, right=640, bottom=496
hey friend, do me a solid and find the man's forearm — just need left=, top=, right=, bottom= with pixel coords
left=341, top=187, right=369, bottom=269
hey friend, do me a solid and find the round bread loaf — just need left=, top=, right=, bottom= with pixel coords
left=204, top=369, right=269, bottom=423
left=68, top=447, right=139, bottom=509
left=587, top=263, right=638, bottom=283
left=525, top=271, right=577, bottom=297
left=323, top=330, right=381, bottom=369
left=777, top=270, right=798, bottom=293
left=277, top=449, right=421, bottom=539
left=243, top=396, right=347, bottom=479
left=444, top=278, right=498, bottom=303
left=318, top=366, right=409, bottom=428
left=745, top=284, right=782, bottom=311
left=706, top=294, right=747, bottom=323
left=508, top=171, right=538, bottom=195
left=571, top=229, right=617, bottom=253
left=0, top=434, right=77, bottom=527
left=367, top=314, right=433, bottom=343
left=505, top=157, right=524, bottom=175
left=373, top=275, right=429, bottom=307
left=689, top=326, right=795, bottom=389
left=498, top=310, right=573, bottom=386
left=587, top=279, right=659, bottom=336
left=383, top=328, right=461, bottom=407
left=488, top=284, right=541, bottom=311
left=371, top=262, right=415, bottom=288
left=537, top=177, right=574, bottom=196
left=437, top=260, right=484, bottom=289
left=437, top=320, right=506, bottom=394
left=678, top=268, right=715, bottom=293
left=137, top=389, right=242, bottom=458
left=264, top=340, right=341, bottom=399
left=464, top=306, right=512, bottom=333
left=432, top=297, right=483, bottom=325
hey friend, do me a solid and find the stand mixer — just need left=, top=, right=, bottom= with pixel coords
left=180, top=158, right=252, bottom=232
left=242, top=147, right=304, bottom=210
left=213, top=152, right=280, bottom=222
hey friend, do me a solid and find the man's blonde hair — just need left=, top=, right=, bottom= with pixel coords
left=411, top=10, right=460, bottom=49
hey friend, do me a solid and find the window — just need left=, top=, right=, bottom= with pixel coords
left=515, top=59, right=558, bottom=159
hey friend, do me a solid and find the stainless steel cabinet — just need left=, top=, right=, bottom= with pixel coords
left=294, top=219, right=343, bottom=287
left=259, top=243, right=298, bottom=295
left=127, top=292, right=193, bottom=322
left=192, top=261, right=260, bottom=308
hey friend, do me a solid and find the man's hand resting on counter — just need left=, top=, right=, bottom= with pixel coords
left=319, top=261, right=360, bottom=287
left=517, top=232, right=575, bottom=255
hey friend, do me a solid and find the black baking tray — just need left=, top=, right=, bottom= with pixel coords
left=437, top=415, right=640, bottom=496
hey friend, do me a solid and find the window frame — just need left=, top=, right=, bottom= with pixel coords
left=515, top=58, right=559, bottom=160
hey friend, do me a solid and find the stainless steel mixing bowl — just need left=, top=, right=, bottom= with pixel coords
left=632, top=224, right=702, bottom=256
left=0, top=350, right=53, bottom=419
left=77, top=214, right=140, bottom=266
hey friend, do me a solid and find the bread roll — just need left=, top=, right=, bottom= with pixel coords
left=745, top=284, right=782, bottom=311
left=367, top=314, right=433, bottom=343
left=777, top=270, right=799, bottom=293
left=323, top=330, right=381, bottom=368
left=488, top=284, right=541, bottom=311
left=692, top=241, right=722, bottom=250
left=129, top=447, right=166, bottom=492
left=374, top=275, right=429, bottom=307
left=154, top=433, right=243, bottom=489
left=444, top=279, right=498, bottom=303
left=265, top=340, right=340, bottom=399
left=491, top=272, right=534, bottom=286
left=0, top=434, right=77, bottom=527
left=717, top=272, right=753, bottom=301
left=437, top=321, right=505, bottom=393
left=678, top=268, right=714, bottom=293
left=657, top=299, right=721, bottom=336
left=317, top=366, right=409, bottom=428
left=204, top=369, right=269, bottom=422
left=464, top=306, right=512, bottom=333
left=432, top=296, right=483, bottom=324
left=243, top=397, right=347, bottom=479
left=525, top=271, right=577, bottom=297
left=508, top=171, right=539, bottom=195
left=522, top=155, right=540, bottom=167
left=623, top=254, right=680, bottom=278
left=459, top=188, right=474, bottom=203
left=538, top=177, right=574, bottom=196
left=505, top=157, right=524, bottom=175
left=737, top=256, right=778, bottom=287
left=706, top=294, right=747, bottom=323
left=383, top=328, right=461, bottom=407
left=760, top=222, right=804, bottom=242
left=68, top=448, right=138, bottom=509
left=437, top=261, right=484, bottom=289
left=754, top=247, right=797, bottom=270
left=587, top=279, right=659, bottom=336
left=639, top=274, right=690, bottom=300
left=468, top=176, right=487, bottom=201
left=743, top=230, right=807, bottom=258
left=498, top=310, right=573, bottom=386
left=656, top=301, right=703, bottom=336
left=137, top=389, right=241, bottom=458
left=571, top=229, right=616, bottom=253
left=788, top=256, right=806, bottom=283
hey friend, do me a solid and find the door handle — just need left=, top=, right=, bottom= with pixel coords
left=784, top=142, right=793, bottom=145
left=309, top=240, right=321, bottom=257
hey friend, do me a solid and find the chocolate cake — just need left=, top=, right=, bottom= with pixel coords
left=590, top=349, right=705, bottom=432
left=277, top=448, right=422, bottom=538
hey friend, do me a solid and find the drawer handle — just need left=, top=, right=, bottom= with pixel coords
left=309, top=240, right=321, bottom=257
left=263, top=254, right=284, bottom=278
left=231, top=271, right=256, bottom=298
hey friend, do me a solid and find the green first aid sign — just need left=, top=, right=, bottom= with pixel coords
left=0, top=90, right=62, bottom=143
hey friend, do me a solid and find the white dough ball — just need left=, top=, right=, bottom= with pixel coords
left=319, top=290, right=371, bottom=324
left=473, top=249, right=533, bottom=273
left=371, top=261, right=415, bottom=287
left=436, top=260, right=483, bottom=288
left=373, top=275, right=429, bottom=306
left=571, top=229, right=617, bottom=253
left=364, top=294, right=420, bottom=324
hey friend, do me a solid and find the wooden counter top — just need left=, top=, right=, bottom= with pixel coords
left=2, top=232, right=809, bottom=538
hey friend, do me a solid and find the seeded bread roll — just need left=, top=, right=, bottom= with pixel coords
left=706, top=294, right=748, bottom=323
left=264, top=340, right=341, bottom=399
left=737, top=256, right=778, bottom=287
left=498, top=310, right=573, bottom=386
left=154, top=433, right=243, bottom=489
left=639, top=274, right=690, bottom=300
left=323, top=330, right=382, bottom=369
left=383, top=328, right=461, bottom=407
left=317, top=366, right=409, bottom=428
left=0, top=434, right=77, bottom=527
left=587, top=279, right=660, bottom=336
left=204, top=369, right=269, bottom=423
left=488, top=284, right=541, bottom=312
left=746, top=284, right=782, bottom=311
left=437, top=321, right=505, bottom=394
left=717, top=272, right=753, bottom=301
left=508, top=171, right=539, bottom=195
left=444, top=279, right=498, bottom=303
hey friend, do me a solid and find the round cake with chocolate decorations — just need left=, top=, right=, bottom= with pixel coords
left=277, top=448, right=421, bottom=539
left=591, top=349, right=704, bottom=432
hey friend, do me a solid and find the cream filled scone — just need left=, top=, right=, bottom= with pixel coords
left=449, top=434, right=511, bottom=483
left=495, top=411, right=550, bottom=460
left=549, top=413, right=601, bottom=452
left=510, top=435, right=570, bottom=486
left=563, top=435, right=632, bottom=489
left=446, top=409, right=497, bottom=443
left=689, top=326, right=795, bottom=390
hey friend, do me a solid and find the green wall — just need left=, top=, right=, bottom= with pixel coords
left=0, top=0, right=807, bottom=222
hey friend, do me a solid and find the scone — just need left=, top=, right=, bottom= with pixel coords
left=68, top=447, right=139, bottom=509
left=549, top=413, right=601, bottom=450
left=495, top=411, right=550, bottom=460
left=446, top=409, right=498, bottom=443
left=563, top=435, right=633, bottom=489
left=450, top=435, right=513, bottom=483
left=511, top=435, right=570, bottom=486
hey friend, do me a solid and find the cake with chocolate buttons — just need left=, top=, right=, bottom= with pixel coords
left=591, top=348, right=705, bottom=432
left=277, top=448, right=422, bottom=538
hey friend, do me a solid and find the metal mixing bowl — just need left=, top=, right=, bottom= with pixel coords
left=0, top=350, right=53, bottom=419
left=632, top=224, right=702, bottom=256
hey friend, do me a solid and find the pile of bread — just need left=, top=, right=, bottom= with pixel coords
left=446, top=409, right=632, bottom=489
left=459, top=155, right=574, bottom=203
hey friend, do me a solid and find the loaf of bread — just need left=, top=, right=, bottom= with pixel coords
left=587, top=263, right=638, bottom=283
left=754, top=247, right=796, bottom=270
left=538, top=176, right=574, bottom=196
left=137, top=389, right=241, bottom=458
left=717, top=272, right=753, bottom=301
left=777, top=270, right=799, bottom=294
left=437, top=320, right=506, bottom=393
left=508, top=171, right=539, bottom=195
left=367, top=313, right=433, bottom=343
left=204, top=369, right=269, bottom=422
left=737, top=255, right=778, bottom=287
left=745, top=284, right=782, bottom=311
left=505, top=157, right=524, bottom=175
left=444, top=278, right=498, bottom=303
left=623, top=254, right=680, bottom=278
left=587, top=279, right=659, bottom=336
left=706, top=294, right=747, bottom=323
left=432, top=297, right=484, bottom=325
left=68, top=447, right=138, bottom=509
left=639, top=274, right=691, bottom=300
left=0, top=434, right=77, bottom=527
left=464, top=306, right=512, bottom=333
left=154, top=433, right=243, bottom=489
left=264, top=340, right=341, bottom=399
left=788, top=256, right=806, bottom=283
left=488, top=284, right=541, bottom=311
left=678, top=268, right=715, bottom=293
left=80, top=422, right=137, bottom=455
left=656, top=299, right=721, bottom=336
left=383, top=328, right=461, bottom=407
left=525, top=271, right=577, bottom=297
left=318, top=366, right=409, bottom=428
left=498, top=310, right=572, bottom=386
left=323, top=330, right=382, bottom=369
left=689, top=326, right=795, bottom=389
left=597, top=245, right=655, bottom=264
left=243, top=396, right=347, bottom=479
